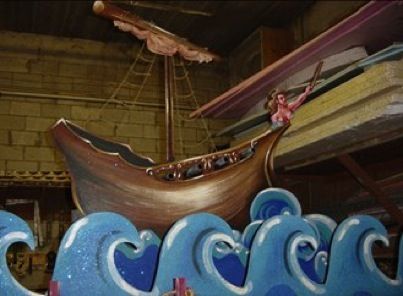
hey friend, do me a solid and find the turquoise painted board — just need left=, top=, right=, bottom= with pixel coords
left=0, top=188, right=402, bottom=295
left=214, top=111, right=269, bottom=137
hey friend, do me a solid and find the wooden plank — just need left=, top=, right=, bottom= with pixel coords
left=190, top=1, right=402, bottom=119
left=307, top=43, right=403, bottom=101
left=274, top=59, right=403, bottom=169
left=242, top=45, right=402, bottom=121
left=338, top=153, right=403, bottom=226
left=276, top=46, right=368, bottom=92
left=231, top=123, right=269, bottom=146
left=214, top=111, right=267, bottom=137
left=219, top=79, right=329, bottom=138
left=359, top=43, right=403, bottom=68
left=220, top=44, right=400, bottom=139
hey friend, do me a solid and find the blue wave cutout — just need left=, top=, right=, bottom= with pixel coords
left=0, top=188, right=402, bottom=295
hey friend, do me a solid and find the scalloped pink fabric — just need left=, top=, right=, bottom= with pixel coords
left=114, top=20, right=213, bottom=63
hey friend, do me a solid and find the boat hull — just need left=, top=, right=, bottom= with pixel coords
left=51, top=119, right=287, bottom=234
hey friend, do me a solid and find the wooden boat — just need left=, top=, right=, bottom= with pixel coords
left=51, top=119, right=287, bottom=234
left=51, top=1, right=289, bottom=234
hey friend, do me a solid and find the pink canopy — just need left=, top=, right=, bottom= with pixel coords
left=114, top=20, right=214, bottom=63
left=92, top=1, right=219, bottom=64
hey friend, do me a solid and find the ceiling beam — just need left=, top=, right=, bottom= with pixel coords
left=113, top=1, right=214, bottom=17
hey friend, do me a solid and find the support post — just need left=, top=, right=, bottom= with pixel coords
left=48, top=280, right=60, bottom=296
left=338, top=153, right=403, bottom=226
left=174, top=278, right=187, bottom=296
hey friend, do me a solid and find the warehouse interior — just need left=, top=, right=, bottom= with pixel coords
left=0, top=0, right=402, bottom=293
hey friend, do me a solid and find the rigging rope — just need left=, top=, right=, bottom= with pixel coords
left=173, top=57, right=217, bottom=151
left=86, top=42, right=156, bottom=126
left=85, top=38, right=217, bottom=155
left=117, top=52, right=156, bottom=125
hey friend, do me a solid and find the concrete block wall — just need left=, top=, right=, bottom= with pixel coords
left=0, top=31, right=234, bottom=173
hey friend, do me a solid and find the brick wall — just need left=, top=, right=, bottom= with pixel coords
left=0, top=31, right=234, bottom=173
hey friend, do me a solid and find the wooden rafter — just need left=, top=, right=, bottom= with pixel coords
left=112, top=1, right=213, bottom=17
left=338, top=153, right=403, bottom=227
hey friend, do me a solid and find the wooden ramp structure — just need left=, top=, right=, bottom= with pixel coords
left=274, top=59, right=403, bottom=170
left=190, top=1, right=403, bottom=119
left=229, top=58, right=403, bottom=171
